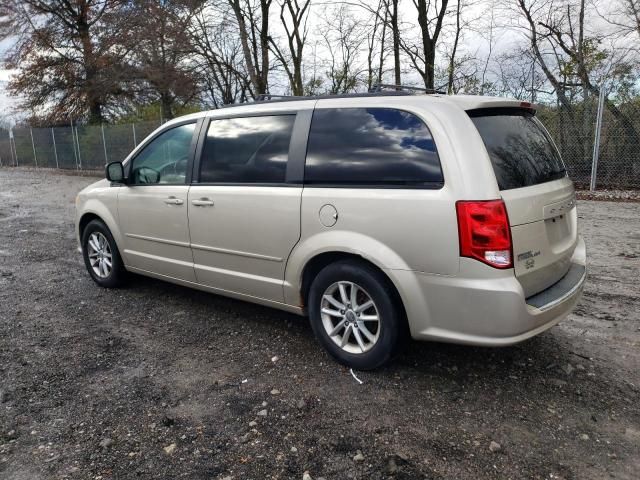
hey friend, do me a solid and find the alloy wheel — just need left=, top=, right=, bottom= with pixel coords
left=320, top=281, right=381, bottom=354
left=87, top=232, right=112, bottom=279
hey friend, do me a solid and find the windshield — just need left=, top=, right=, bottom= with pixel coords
left=469, top=108, right=566, bottom=190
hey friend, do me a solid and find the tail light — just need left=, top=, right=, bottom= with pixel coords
left=456, top=200, right=513, bottom=269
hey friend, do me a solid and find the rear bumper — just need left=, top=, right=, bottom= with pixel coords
left=525, top=262, right=585, bottom=311
left=393, top=235, right=586, bottom=346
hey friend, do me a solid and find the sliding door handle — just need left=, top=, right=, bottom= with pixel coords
left=191, top=198, right=214, bottom=207
left=164, top=196, right=184, bottom=205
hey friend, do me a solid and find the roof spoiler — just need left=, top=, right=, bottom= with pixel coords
left=466, top=100, right=538, bottom=112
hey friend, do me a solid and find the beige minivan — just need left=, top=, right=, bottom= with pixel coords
left=75, top=91, right=586, bottom=369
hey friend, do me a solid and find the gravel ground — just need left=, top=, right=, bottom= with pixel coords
left=576, top=190, right=640, bottom=202
left=1, top=167, right=639, bottom=480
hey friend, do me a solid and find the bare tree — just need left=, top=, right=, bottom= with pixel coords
left=401, top=0, right=449, bottom=90
left=131, top=0, right=201, bottom=120
left=352, top=0, right=401, bottom=85
left=594, top=0, right=640, bottom=45
left=447, top=0, right=462, bottom=93
left=515, top=0, right=578, bottom=110
left=0, top=0, right=134, bottom=123
left=515, top=0, right=639, bottom=181
left=366, top=0, right=388, bottom=90
left=269, top=0, right=311, bottom=96
left=189, top=4, right=250, bottom=106
left=227, top=0, right=272, bottom=96
left=389, top=0, right=402, bottom=85
left=495, top=49, right=548, bottom=100
left=517, top=0, right=637, bottom=124
left=321, top=4, right=367, bottom=94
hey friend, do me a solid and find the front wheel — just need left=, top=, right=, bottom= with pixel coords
left=308, top=260, right=404, bottom=370
left=81, top=219, right=126, bottom=288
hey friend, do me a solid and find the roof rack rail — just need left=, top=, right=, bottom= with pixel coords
left=235, top=89, right=416, bottom=107
left=255, top=93, right=302, bottom=101
left=369, top=83, right=447, bottom=95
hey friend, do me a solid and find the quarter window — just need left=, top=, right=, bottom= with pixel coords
left=199, top=115, right=295, bottom=184
left=305, top=108, right=443, bottom=186
left=130, top=123, right=195, bottom=185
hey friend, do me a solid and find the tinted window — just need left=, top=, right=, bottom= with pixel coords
left=305, top=108, right=443, bottom=186
left=199, top=115, right=295, bottom=183
left=469, top=109, right=566, bottom=190
left=130, top=123, right=195, bottom=184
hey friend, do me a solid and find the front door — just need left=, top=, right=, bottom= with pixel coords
left=118, top=122, right=198, bottom=281
left=188, top=114, right=302, bottom=302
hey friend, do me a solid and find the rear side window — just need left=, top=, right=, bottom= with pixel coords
left=469, top=108, right=566, bottom=190
left=199, top=115, right=295, bottom=184
left=305, top=108, right=443, bottom=187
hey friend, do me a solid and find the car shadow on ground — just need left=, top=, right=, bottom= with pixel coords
left=122, top=271, right=577, bottom=380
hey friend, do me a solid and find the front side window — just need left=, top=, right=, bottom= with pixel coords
left=305, top=108, right=443, bottom=187
left=130, top=123, right=195, bottom=184
left=199, top=115, right=295, bottom=184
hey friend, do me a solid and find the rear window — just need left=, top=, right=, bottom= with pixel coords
left=469, top=108, right=566, bottom=190
left=305, top=108, right=443, bottom=187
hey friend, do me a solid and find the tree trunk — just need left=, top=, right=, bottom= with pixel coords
left=229, top=0, right=263, bottom=95
left=447, top=0, right=462, bottom=94
left=377, top=6, right=387, bottom=87
left=415, top=0, right=448, bottom=91
left=391, top=0, right=401, bottom=86
left=78, top=1, right=102, bottom=123
left=160, top=93, right=174, bottom=120
left=258, top=0, right=270, bottom=94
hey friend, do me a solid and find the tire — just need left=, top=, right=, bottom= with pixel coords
left=81, top=219, right=126, bottom=288
left=308, top=259, right=405, bottom=370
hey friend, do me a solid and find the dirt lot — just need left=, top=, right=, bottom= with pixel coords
left=1, top=168, right=639, bottom=480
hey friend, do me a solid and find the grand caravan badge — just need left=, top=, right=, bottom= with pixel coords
left=518, top=250, right=541, bottom=269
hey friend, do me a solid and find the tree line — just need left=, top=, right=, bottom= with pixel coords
left=0, top=0, right=639, bottom=126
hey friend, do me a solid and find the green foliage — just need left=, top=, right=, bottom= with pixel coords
left=557, top=37, right=608, bottom=80
left=304, top=78, right=324, bottom=96
left=114, top=102, right=203, bottom=125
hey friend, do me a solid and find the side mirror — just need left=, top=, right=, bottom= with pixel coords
left=106, top=161, right=125, bottom=183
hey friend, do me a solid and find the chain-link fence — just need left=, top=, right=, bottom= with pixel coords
left=0, top=100, right=639, bottom=190
left=0, top=121, right=161, bottom=172
left=529, top=94, right=639, bottom=190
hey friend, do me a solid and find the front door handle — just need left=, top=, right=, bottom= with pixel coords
left=164, top=196, right=184, bottom=205
left=191, top=198, right=214, bottom=207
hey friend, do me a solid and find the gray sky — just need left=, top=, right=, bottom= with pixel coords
left=0, top=0, right=631, bottom=122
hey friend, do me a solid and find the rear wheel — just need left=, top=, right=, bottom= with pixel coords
left=308, top=260, right=404, bottom=370
left=82, top=219, right=126, bottom=288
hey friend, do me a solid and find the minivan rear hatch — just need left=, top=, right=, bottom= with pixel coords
left=469, top=107, right=578, bottom=297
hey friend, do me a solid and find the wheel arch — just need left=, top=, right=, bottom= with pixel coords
left=78, top=212, right=102, bottom=239
left=77, top=203, right=124, bottom=256
left=285, top=231, right=411, bottom=302
left=298, top=251, right=407, bottom=325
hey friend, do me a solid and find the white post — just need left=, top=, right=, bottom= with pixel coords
left=75, top=124, right=82, bottom=169
left=132, top=123, right=137, bottom=147
left=51, top=128, right=59, bottom=168
left=590, top=87, right=606, bottom=192
left=101, top=123, right=108, bottom=164
left=10, top=129, right=18, bottom=166
left=30, top=128, right=38, bottom=167
left=7, top=130, right=13, bottom=166
left=71, top=120, right=79, bottom=169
